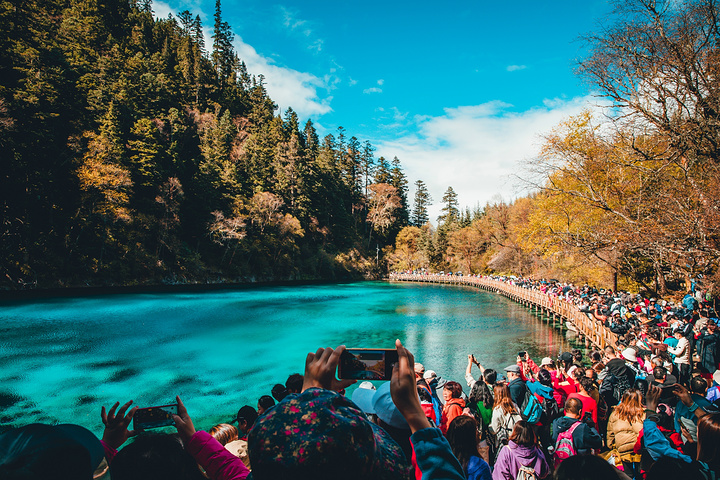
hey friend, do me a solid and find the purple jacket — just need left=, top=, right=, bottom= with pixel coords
left=491, top=441, right=550, bottom=480
left=187, top=431, right=250, bottom=480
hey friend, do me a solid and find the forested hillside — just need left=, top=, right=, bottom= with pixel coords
left=0, top=0, right=414, bottom=288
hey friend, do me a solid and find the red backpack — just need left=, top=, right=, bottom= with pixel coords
left=553, top=421, right=581, bottom=468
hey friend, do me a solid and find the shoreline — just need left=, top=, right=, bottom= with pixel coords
left=0, top=276, right=372, bottom=303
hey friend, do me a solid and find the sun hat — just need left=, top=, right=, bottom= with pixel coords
left=423, top=370, right=437, bottom=380
left=622, top=348, right=638, bottom=363
left=414, top=362, right=425, bottom=375
left=248, top=388, right=410, bottom=480
left=351, top=382, right=377, bottom=414
left=0, top=423, right=105, bottom=480
left=713, top=369, right=720, bottom=386
left=372, top=381, right=408, bottom=429
left=540, top=357, right=553, bottom=366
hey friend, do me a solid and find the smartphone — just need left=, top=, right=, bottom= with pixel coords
left=518, top=351, right=527, bottom=360
left=133, top=404, right=178, bottom=430
left=338, top=348, right=399, bottom=381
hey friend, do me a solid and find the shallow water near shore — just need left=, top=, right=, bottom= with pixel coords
left=0, top=281, right=574, bottom=436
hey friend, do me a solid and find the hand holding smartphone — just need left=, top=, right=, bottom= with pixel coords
left=338, top=348, right=399, bottom=381
left=133, top=404, right=178, bottom=430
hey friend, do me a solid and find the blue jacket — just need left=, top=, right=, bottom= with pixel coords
left=643, top=417, right=691, bottom=463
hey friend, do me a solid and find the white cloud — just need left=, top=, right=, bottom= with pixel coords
left=507, top=65, right=528, bottom=72
left=363, top=87, right=383, bottom=94
left=377, top=79, right=385, bottom=86
left=375, top=96, right=604, bottom=223
left=153, top=1, right=332, bottom=119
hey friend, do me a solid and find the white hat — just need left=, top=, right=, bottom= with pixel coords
left=423, top=370, right=437, bottom=380
left=622, top=348, right=637, bottom=363
left=540, top=357, right=553, bottom=366
left=713, top=369, right=720, bottom=386
left=414, top=362, right=425, bottom=375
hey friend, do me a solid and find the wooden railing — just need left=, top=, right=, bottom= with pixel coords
left=389, top=274, right=618, bottom=350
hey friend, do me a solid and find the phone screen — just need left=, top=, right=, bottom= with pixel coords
left=133, top=404, right=178, bottom=430
left=338, top=348, right=399, bottom=381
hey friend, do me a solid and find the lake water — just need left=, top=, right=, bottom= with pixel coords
left=0, top=281, right=576, bottom=436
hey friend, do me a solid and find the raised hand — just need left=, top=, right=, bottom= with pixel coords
left=101, top=400, right=137, bottom=449
left=391, top=339, right=431, bottom=433
left=173, top=395, right=196, bottom=444
left=301, top=345, right=356, bottom=392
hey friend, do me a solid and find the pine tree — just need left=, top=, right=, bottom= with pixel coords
left=389, top=156, right=409, bottom=227
left=412, top=180, right=432, bottom=226
left=360, top=140, right=375, bottom=198
left=439, top=186, right=459, bottom=224
left=212, top=0, right=235, bottom=85
left=375, top=156, right=391, bottom=183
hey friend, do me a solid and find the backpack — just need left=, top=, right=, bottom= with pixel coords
left=509, top=445, right=538, bottom=480
left=553, top=420, right=581, bottom=467
left=496, top=411, right=520, bottom=448
left=519, top=388, right=543, bottom=424
left=516, top=464, right=538, bottom=480
left=542, top=396, right=562, bottom=423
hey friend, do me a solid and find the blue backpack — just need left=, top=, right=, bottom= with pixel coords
left=519, top=388, right=543, bottom=424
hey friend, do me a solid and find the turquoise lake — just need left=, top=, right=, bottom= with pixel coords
left=0, top=281, right=576, bottom=436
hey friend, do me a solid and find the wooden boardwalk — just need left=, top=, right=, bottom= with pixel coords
left=389, top=274, right=618, bottom=350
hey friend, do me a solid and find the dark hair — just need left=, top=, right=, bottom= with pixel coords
left=443, top=381, right=463, bottom=399
left=572, top=349, right=583, bottom=362
left=690, top=376, right=708, bottom=394
left=653, top=366, right=667, bottom=380
left=564, top=397, right=583, bottom=416
left=483, top=368, right=497, bottom=385
left=236, top=405, right=258, bottom=431
left=271, top=383, right=288, bottom=402
left=537, top=369, right=553, bottom=388
left=258, top=395, right=276, bottom=413
left=111, top=433, right=205, bottom=480
left=646, top=456, right=707, bottom=480
left=556, top=453, right=626, bottom=479
left=578, top=376, right=596, bottom=393
left=508, top=420, right=536, bottom=446
left=697, top=412, right=720, bottom=465
left=285, top=373, right=304, bottom=393
left=446, top=416, right=479, bottom=473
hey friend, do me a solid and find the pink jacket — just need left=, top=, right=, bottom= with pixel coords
left=187, top=431, right=250, bottom=480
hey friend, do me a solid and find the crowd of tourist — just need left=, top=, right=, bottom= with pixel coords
left=4, top=275, right=720, bottom=480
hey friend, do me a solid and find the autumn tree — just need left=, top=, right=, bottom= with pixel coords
left=366, top=183, right=401, bottom=245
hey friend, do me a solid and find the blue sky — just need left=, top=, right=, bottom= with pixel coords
left=156, top=0, right=614, bottom=221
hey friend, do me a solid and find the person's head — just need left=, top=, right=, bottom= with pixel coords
left=443, top=381, right=462, bottom=401
left=0, top=424, right=106, bottom=480
left=493, top=384, right=516, bottom=415
left=690, top=376, right=708, bottom=395
left=257, top=395, right=276, bottom=415
left=271, top=383, right=288, bottom=402
left=445, top=416, right=479, bottom=472
left=248, top=388, right=410, bottom=480
left=604, top=345, right=616, bottom=359
left=697, top=412, right=720, bottom=464
left=236, top=405, right=258, bottom=435
left=564, top=397, right=583, bottom=419
left=483, top=368, right=497, bottom=385
left=508, top=420, right=536, bottom=447
left=646, top=456, right=707, bottom=480
left=578, top=376, right=595, bottom=394
left=537, top=368, right=553, bottom=388
left=209, top=423, right=238, bottom=446
left=615, top=388, right=644, bottom=423
left=414, top=362, right=425, bottom=378
left=572, top=349, right=583, bottom=363
left=504, top=364, right=521, bottom=380
left=674, top=329, right=684, bottom=339
left=653, top=366, right=667, bottom=382
left=559, top=352, right=574, bottom=369
left=285, top=373, right=304, bottom=394
left=111, top=433, right=205, bottom=480
left=556, top=453, right=628, bottom=480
